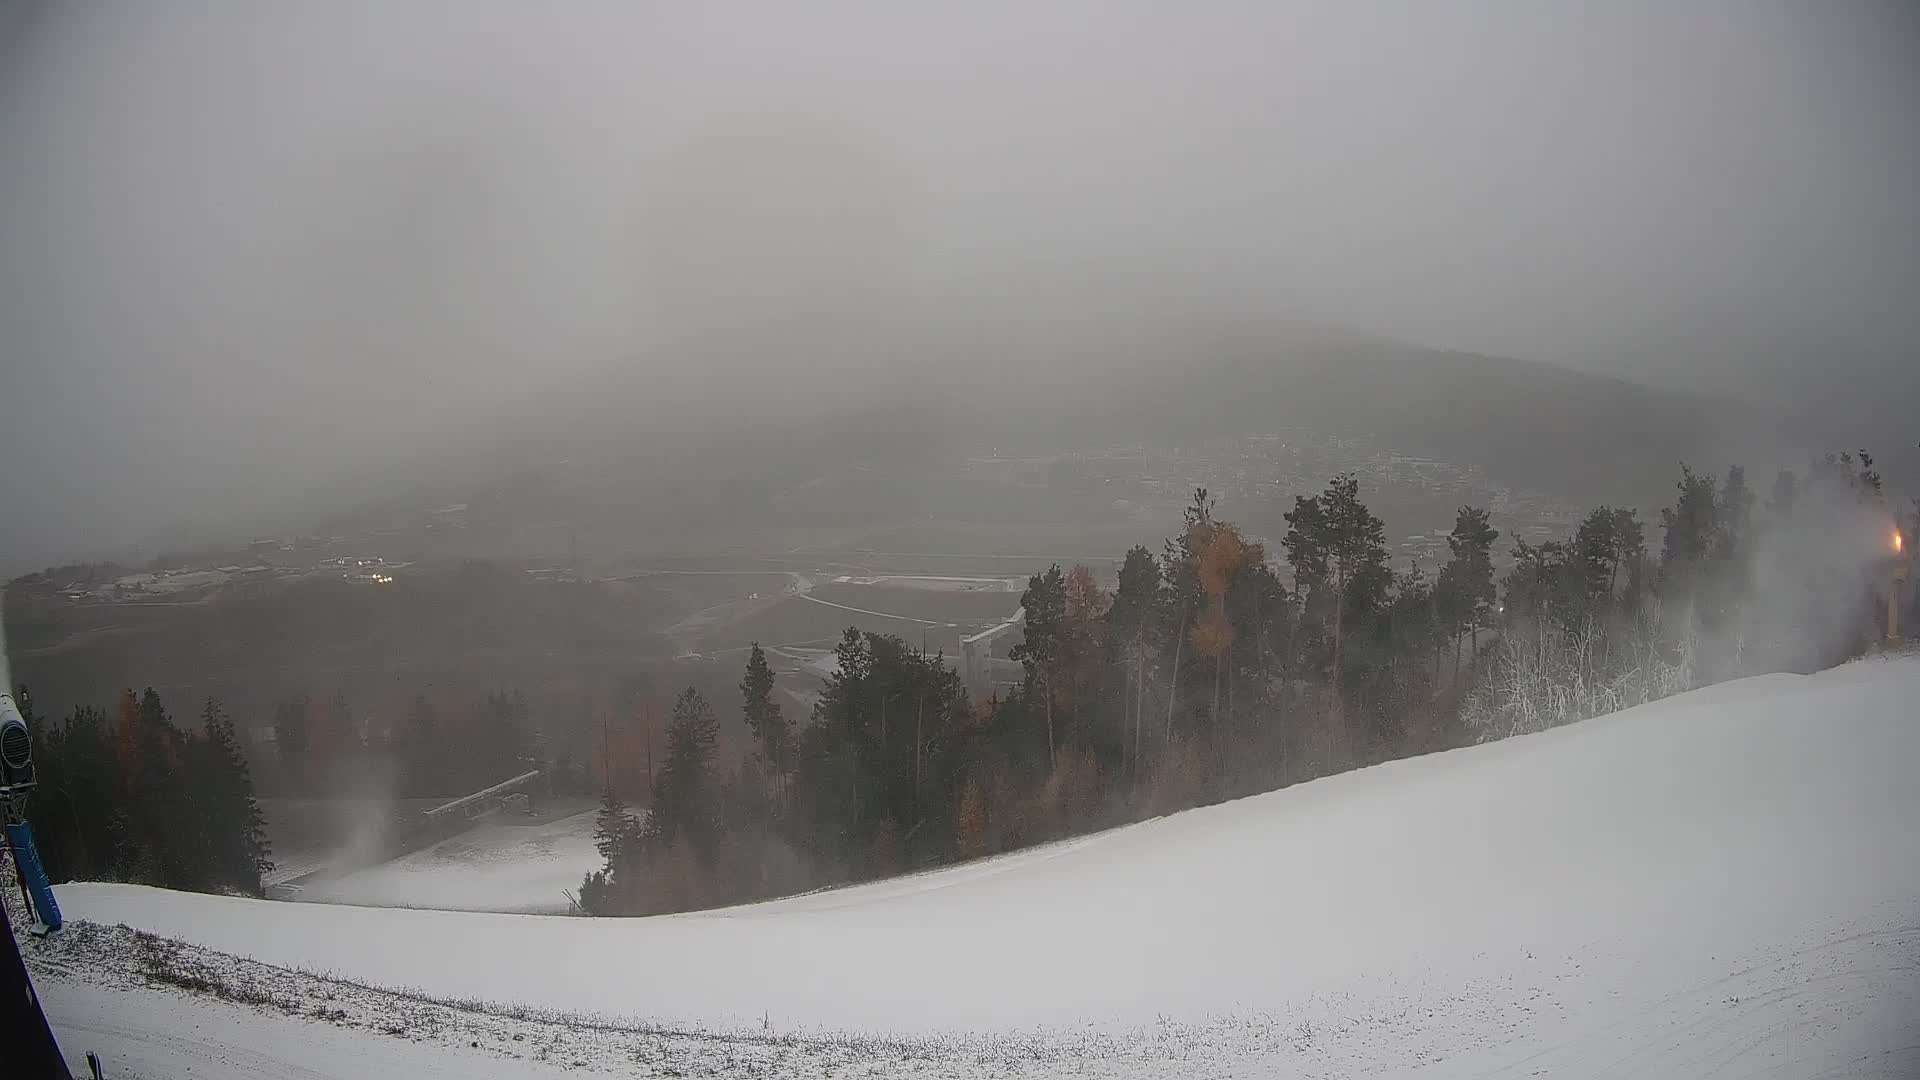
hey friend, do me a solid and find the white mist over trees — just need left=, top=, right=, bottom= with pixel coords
left=1464, top=453, right=1901, bottom=739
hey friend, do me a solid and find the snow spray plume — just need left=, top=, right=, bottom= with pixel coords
left=1736, top=497, right=1905, bottom=673
left=1463, top=467, right=1906, bottom=741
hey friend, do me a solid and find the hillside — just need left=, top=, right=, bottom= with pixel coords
left=407, top=284, right=1764, bottom=548
left=35, top=655, right=1920, bottom=1077
left=1000, top=341, right=1756, bottom=508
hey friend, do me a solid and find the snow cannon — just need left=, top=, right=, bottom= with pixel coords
left=0, top=694, right=61, bottom=933
left=0, top=693, right=33, bottom=798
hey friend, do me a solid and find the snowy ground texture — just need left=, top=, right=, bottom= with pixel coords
left=32, top=656, right=1920, bottom=1078
left=291, top=809, right=601, bottom=914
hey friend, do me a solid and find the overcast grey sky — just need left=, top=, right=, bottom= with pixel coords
left=2, top=2, right=1916, bottom=570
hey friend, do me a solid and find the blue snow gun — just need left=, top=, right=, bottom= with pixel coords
left=1, top=693, right=61, bottom=932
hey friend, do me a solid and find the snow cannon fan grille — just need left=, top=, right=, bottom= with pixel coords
left=0, top=718, right=28, bottom=771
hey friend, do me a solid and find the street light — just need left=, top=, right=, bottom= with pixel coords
left=1890, top=526, right=1910, bottom=649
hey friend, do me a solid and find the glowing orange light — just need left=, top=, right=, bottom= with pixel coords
left=1898, top=530, right=1906, bottom=555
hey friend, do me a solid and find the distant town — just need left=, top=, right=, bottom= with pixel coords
left=25, top=425, right=1587, bottom=612
left=965, top=426, right=1587, bottom=567
left=48, top=553, right=409, bottom=604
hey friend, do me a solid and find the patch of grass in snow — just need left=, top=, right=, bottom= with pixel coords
left=32, top=919, right=1074, bottom=1078
left=33, top=919, right=1395, bottom=1076
left=130, top=928, right=303, bottom=1012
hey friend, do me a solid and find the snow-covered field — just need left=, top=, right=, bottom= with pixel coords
left=292, top=810, right=600, bottom=914
left=33, top=656, right=1920, bottom=1078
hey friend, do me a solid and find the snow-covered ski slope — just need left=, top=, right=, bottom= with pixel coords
left=53, top=657, right=1920, bottom=1075
left=294, top=809, right=600, bottom=914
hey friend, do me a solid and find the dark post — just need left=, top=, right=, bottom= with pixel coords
left=0, top=895, right=74, bottom=1079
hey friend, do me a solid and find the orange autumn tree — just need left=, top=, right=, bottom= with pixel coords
left=112, top=687, right=142, bottom=780
left=953, top=779, right=988, bottom=860
left=1189, top=519, right=1264, bottom=725
left=589, top=696, right=667, bottom=804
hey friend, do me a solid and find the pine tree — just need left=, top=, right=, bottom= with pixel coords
left=1574, top=506, right=1621, bottom=609
left=29, top=703, right=118, bottom=882
left=1108, top=546, right=1161, bottom=645
left=740, top=643, right=789, bottom=776
left=191, top=698, right=273, bottom=894
left=1710, top=466, right=1758, bottom=628
left=1822, top=449, right=1883, bottom=500
left=577, top=867, right=617, bottom=915
left=1059, top=565, right=1109, bottom=750
left=1660, top=464, right=1721, bottom=578
left=1506, top=538, right=1582, bottom=627
left=1389, top=563, right=1439, bottom=667
left=1767, top=469, right=1798, bottom=519
left=1659, top=463, right=1753, bottom=633
left=19, top=690, right=271, bottom=896
left=118, top=689, right=194, bottom=888
left=789, top=627, right=972, bottom=869
left=592, top=788, right=643, bottom=862
left=1157, top=490, right=1219, bottom=726
left=1434, top=559, right=1467, bottom=678
left=793, top=628, right=871, bottom=851
left=1010, top=565, right=1067, bottom=769
left=1609, top=507, right=1649, bottom=601
left=654, top=687, right=720, bottom=854
left=1107, top=546, right=1162, bottom=775
left=1442, top=506, right=1499, bottom=651
left=1283, top=474, right=1390, bottom=721
left=17, top=690, right=90, bottom=879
